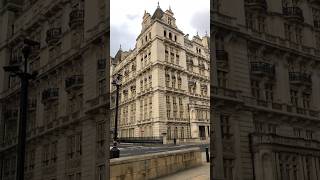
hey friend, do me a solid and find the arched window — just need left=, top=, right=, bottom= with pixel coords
left=164, top=30, right=167, bottom=37
left=169, top=32, right=172, bottom=40
left=174, top=35, right=177, bottom=41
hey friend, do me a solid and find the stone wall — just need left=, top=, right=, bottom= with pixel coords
left=110, top=147, right=203, bottom=180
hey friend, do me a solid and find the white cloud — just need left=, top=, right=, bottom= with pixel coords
left=111, top=0, right=210, bottom=56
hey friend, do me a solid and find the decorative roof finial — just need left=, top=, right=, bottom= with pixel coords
left=169, top=5, right=171, bottom=10
left=157, top=1, right=160, bottom=8
left=197, top=31, right=199, bottom=36
left=120, top=44, right=122, bottom=50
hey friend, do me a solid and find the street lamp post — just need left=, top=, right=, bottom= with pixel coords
left=3, top=39, right=39, bottom=180
left=110, top=73, right=122, bottom=159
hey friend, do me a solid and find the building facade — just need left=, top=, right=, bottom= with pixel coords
left=110, top=5, right=210, bottom=142
left=0, top=0, right=109, bottom=179
left=212, top=0, right=320, bottom=180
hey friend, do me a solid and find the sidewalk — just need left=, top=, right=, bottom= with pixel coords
left=156, top=152, right=210, bottom=180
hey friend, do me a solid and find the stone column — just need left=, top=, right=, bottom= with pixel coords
left=212, top=109, right=224, bottom=179
left=81, top=119, right=97, bottom=179
left=56, top=135, right=67, bottom=180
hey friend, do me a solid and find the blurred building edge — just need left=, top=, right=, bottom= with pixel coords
left=212, top=0, right=320, bottom=180
left=110, top=5, right=210, bottom=144
left=0, top=0, right=109, bottom=180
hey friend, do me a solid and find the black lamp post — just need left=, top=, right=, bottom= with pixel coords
left=3, top=39, right=39, bottom=180
left=110, top=73, right=122, bottom=159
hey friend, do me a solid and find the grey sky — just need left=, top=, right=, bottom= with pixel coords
left=110, top=0, right=210, bottom=57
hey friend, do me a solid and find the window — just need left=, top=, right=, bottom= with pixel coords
left=176, top=50, right=179, bottom=65
left=174, top=35, right=177, bottom=41
left=220, top=115, right=232, bottom=139
left=67, top=134, right=82, bottom=159
left=246, top=12, right=254, bottom=29
left=149, top=75, right=152, bottom=88
left=267, top=124, right=277, bottom=134
left=165, top=46, right=169, bottom=61
left=173, top=97, right=177, bottom=118
left=42, top=145, right=50, bottom=166
left=140, top=80, right=143, bottom=91
left=284, top=23, right=292, bottom=41
left=149, top=97, right=152, bottom=118
left=251, top=80, right=260, bottom=99
left=97, top=122, right=105, bottom=147
left=165, top=72, right=170, bottom=87
left=97, top=165, right=105, bottom=180
left=293, top=128, right=301, bottom=137
left=218, top=71, right=227, bottom=88
left=140, top=100, right=143, bottom=121
left=98, top=79, right=106, bottom=95
left=144, top=98, right=148, bottom=119
left=306, top=130, right=313, bottom=140
left=51, top=141, right=58, bottom=163
left=302, top=92, right=310, bottom=109
left=166, top=96, right=171, bottom=118
left=172, top=74, right=176, bottom=88
left=177, top=76, right=182, bottom=89
left=290, top=89, right=298, bottom=106
left=164, top=30, right=167, bottom=37
left=257, top=16, right=266, bottom=33
left=223, top=158, right=234, bottom=180
left=295, top=26, right=302, bottom=44
left=265, top=83, right=273, bottom=101
left=169, top=32, right=172, bottom=39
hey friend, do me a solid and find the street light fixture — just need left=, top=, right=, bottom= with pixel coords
left=3, top=38, right=40, bottom=180
left=110, top=73, right=122, bottom=159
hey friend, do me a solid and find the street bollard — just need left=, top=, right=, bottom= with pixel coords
left=205, top=147, right=209, bottom=163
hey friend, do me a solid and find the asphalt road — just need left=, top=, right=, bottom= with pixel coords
left=111, top=143, right=209, bottom=157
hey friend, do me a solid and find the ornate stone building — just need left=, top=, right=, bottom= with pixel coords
left=0, top=0, right=109, bottom=179
left=110, top=5, right=210, bottom=142
left=212, top=0, right=320, bottom=179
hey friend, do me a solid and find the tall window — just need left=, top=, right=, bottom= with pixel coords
left=165, top=46, right=169, bottom=61
left=149, top=97, right=152, bottom=119
left=98, top=79, right=106, bottom=95
left=176, top=50, right=180, bottom=65
left=97, top=164, right=105, bottom=180
left=284, top=23, right=293, bottom=41
left=179, top=97, right=183, bottom=119
left=220, top=115, right=232, bottom=139
left=67, top=134, right=82, bottom=159
left=144, top=98, right=148, bottom=120
left=140, top=100, right=143, bottom=121
left=302, top=92, right=310, bottom=109
left=42, top=145, right=50, bottom=166
left=251, top=80, right=260, bottom=99
left=173, top=97, right=177, bottom=118
left=223, top=158, right=234, bottom=180
left=51, top=141, right=58, bottom=164
left=172, top=74, right=176, bottom=88
left=165, top=72, right=170, bottom=87
left=97, top=122, right=105, bottom=147
left=177, top=75, right=182, bottom=89
left=257, top=16, right=266, bottom=33
left=290, top=89, right=298, bottom=106
left=265, top=83, right=273, bottom=101
left=218, top=71, right=227, bottom=88
left=245, top=12, right=254, bottom=30
left=166, top=96, right=171, bottom=118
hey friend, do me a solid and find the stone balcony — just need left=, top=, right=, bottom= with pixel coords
left=46, top=28, right=62, bottom=46
left=245, top=0, right=267, bottom=11
left=289, top=72, right=311, bottom=85
left=215, top=50, right=228, bottom=69
left=65, top=75, right=83, bottom=92
left=69, top=9, right=84, bottom=29
left=41, top=88, right=59, bottom=103
left=282, top=7, right=304, bottom=22
left=250, top=133, right=320, bottom=150
left=250, top=62, right=274, bottom=77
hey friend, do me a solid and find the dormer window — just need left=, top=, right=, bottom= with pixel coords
left=168, top=18, right=172, bottom=25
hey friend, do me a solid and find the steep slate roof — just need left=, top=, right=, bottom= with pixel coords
left=151, top=6, right=164, bottom=20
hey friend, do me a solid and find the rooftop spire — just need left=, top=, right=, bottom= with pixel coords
left=157, top=1, right=160, bottom=8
